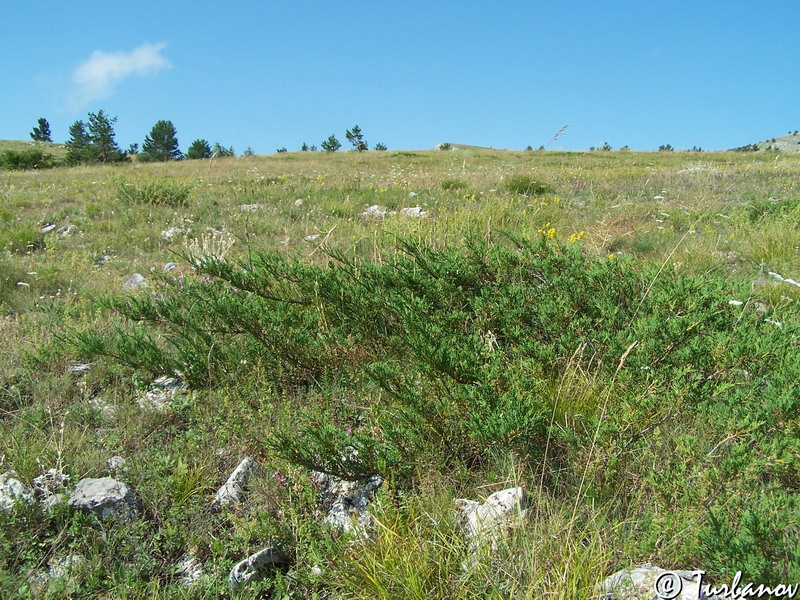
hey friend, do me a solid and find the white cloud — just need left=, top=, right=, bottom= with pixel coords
left=68, top=42, right=171, bottom=111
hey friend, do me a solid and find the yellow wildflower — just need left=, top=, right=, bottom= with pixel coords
left=568, top=231, right=585, bottom=243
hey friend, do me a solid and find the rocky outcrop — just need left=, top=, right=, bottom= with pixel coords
left=599, top=564, right=723, bottom=600
left=29, top=554, right=84, bottom=592
left=0, top=472, right=35, bottom=510
left=68, top=363, right=91, bottom=376
left=454, top=487, right=527, bottom=546
left=360, top=205, right=388, bottom=218
left=228, top=546, right=290, bottom=591
left=212, top=457, right=260, bottom=510
left=311, top=471, right=382, bottom=536
left=137, top=376, right=185, bottom=411
left=68, top=477, right=141, bottom=523
left=106, top=456, right=128, bottom=476
left=400, top=206, right=427, bottom=218
left=175, top=552, right=204, bottom=587
left=123, top=273, right=147, bottom=290
left=32, top=468, right=70, bottom=509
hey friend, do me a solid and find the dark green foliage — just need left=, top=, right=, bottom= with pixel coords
left=212, top=142, right=235, bottom=157
left=503, top=174, right=553, bottom=196
left=438, top=142, right=452, bottom=151
left=72, top=237, right=800, bottom=504
left=66, top=111, right=127, bottom=165
left=745, top=196, right=800, bottom=222
left=373, top=142, right=388, bottom=151
left=87, top=110, right=127, bottom=164
left=186, top=139, right=212, bottom=159
left=0, top=148, right=55, bottom=170
left=658, top=144, right=674, bottom=152
left=301, top=142, right=309, bottom=152
left=65, top=120, right=94, bottom=165
left=276, top=147, right=287, bottom=154
left=441, top=178, right=468, bottom=191
left=0, top=222, right=45, bottom=253
left=321, top=135, right=341, bottom=152
left=701, top=492, right=800, bottom=582
left=345, top=125, right=368, bottom=152
left=115, top=178, right=193, bottom=206
left=731, top=143, right=760, bottom=152
left=141, top=120, right=183, bottom=161
left=29, top=117, right=52, bottom=142
left=244, top=146, right=255, bottom=156
left=601, top=142, right=612, bottom=151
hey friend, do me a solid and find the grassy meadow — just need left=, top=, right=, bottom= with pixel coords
left=1, top=147, right=799, bottom=598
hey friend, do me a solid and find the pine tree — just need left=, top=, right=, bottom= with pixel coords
left=30, top=118, right=52, bottom=142
left=345, top=125, right=368, bottom=152
left=212, top=142, right=235, bottom=157
left=65, top=120, right=94, bottom=165
left=87, top=110, right=126, bottom=164
left=321, top=135, right=341, bottom=152
left=187, top=139, right=212, bottom=159
left=141, top=120, right=183, bottom=161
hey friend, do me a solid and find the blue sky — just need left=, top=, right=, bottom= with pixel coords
left=2, top=1, right=798, bottom=153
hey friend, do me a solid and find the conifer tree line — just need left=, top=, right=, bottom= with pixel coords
left=25, top=114, right=233, bottom=167
left=309, top=125, right=386, bottom=153
left=18, top=115, right=388, bottom=170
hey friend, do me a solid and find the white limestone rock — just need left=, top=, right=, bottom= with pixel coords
left=228, top=546, right=289, bottom=591
left=137, top=376, right=185, bottom=411
left=68, top=363, right=91, bottom=376
left=311, top=471, right=382, bottom=536
left=360, top=205, right=388, bottom=218
left=212, top=457, right=260, bottom=510
left=106, top=456, right=128, bottom=476
left=400, top=206, right=427, bottom=218
left=454, top=487, right=527, bottom=543
left=123, top=273, right=147, bottom=290
left=68, top=477, right=141, bottom=523
left=0, top=472, right=35, bottom=510
left=599, top=564, right=723, bottom=600
left=175, top=552, right=204, bottom=586
left=32, top=468, right=70, bottom=503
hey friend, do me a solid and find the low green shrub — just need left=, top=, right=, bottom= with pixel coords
left=745, top=196, right=800, bottom=222
left=115, top=178, right=194, bottom=207
left=73, top=237, right=800, bottom=497
left=701, top=491, right=800, bottom=582
left=0, top=148, right=56, bottom=170
left=441, top=178, right=468, bottom=191
left=0, top=223, right=45, bottom=254
left=503, top=174, right=553, bottom=196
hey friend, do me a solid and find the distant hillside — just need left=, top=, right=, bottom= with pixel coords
left=0, top=139, right=68, bottom=157
left=431, top=142, right=501, bottom=151
left=755, top=131, right=800, bottom=153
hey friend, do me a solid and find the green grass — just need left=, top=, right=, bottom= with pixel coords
left=0, top=139, right=67, bottom=158
left=1, top=148, right=799, bottom=597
